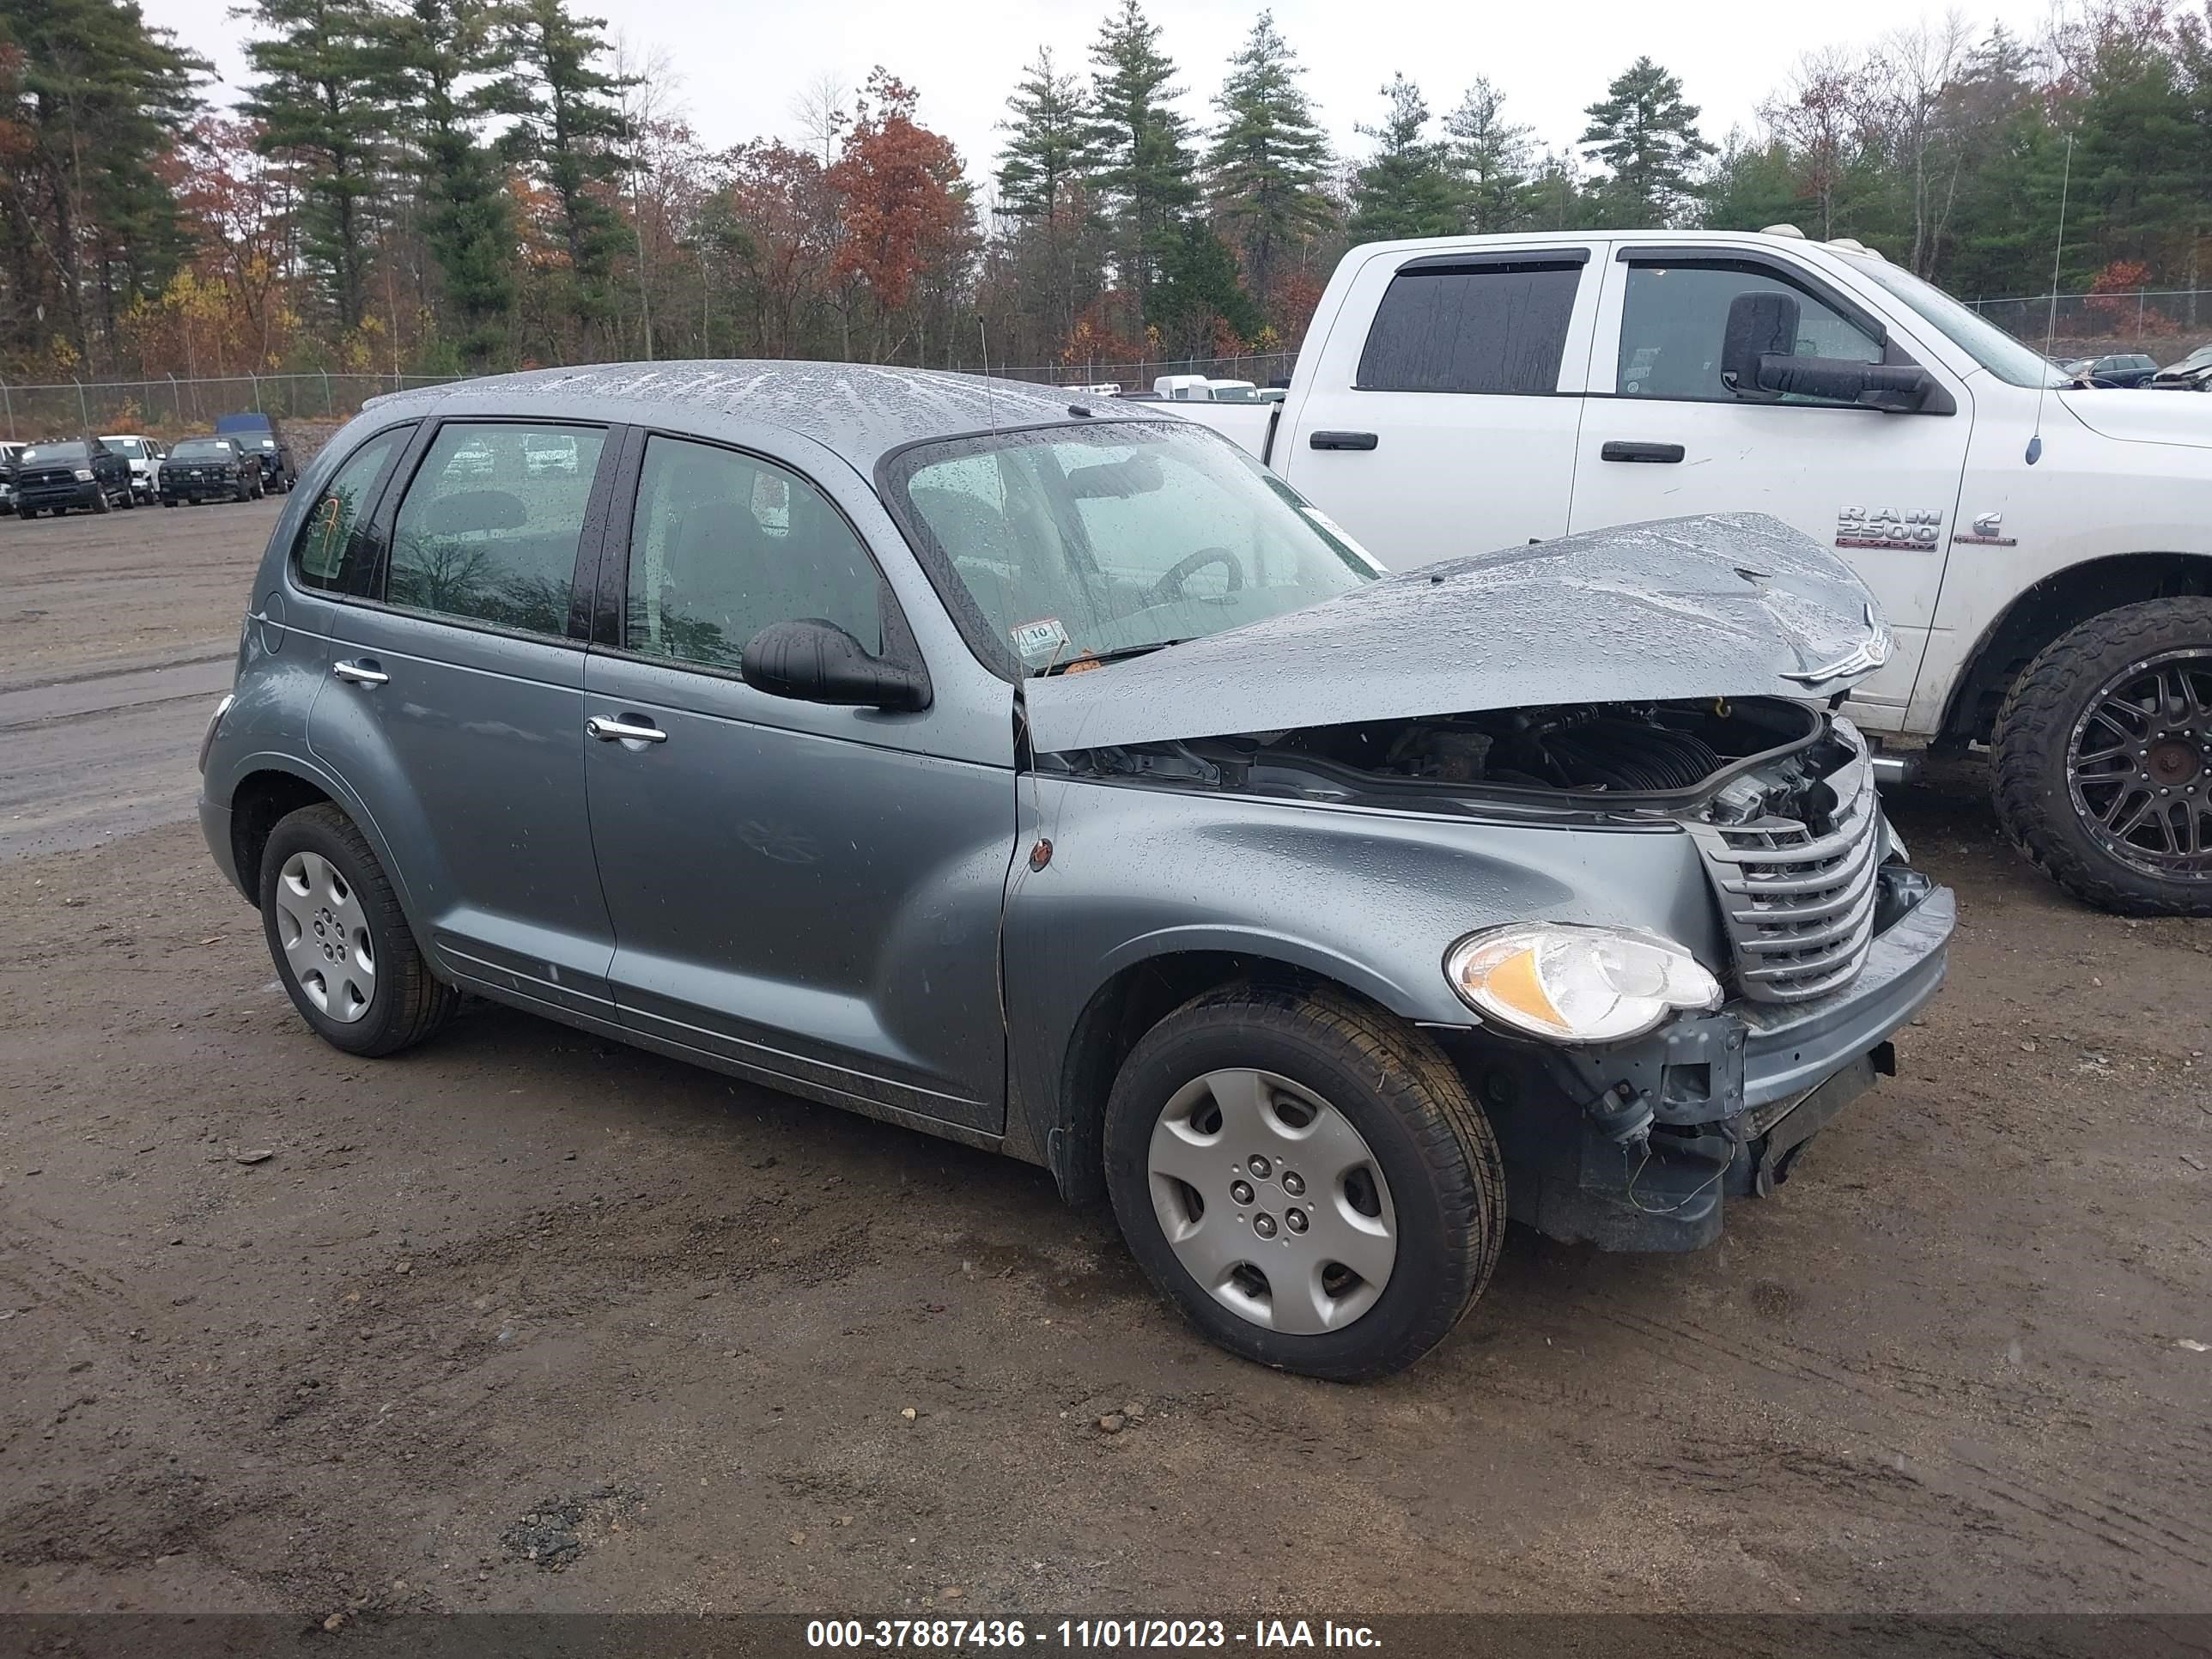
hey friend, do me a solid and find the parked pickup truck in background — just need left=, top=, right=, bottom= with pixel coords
left=1170, top=227, right=2212, bottom=917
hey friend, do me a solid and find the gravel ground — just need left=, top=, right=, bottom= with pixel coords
left=2, top=501, right=2209, bottom=1622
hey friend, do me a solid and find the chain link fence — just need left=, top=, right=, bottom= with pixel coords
left=0, top=358, right=1310, bottom=441
left=1963, top=289, right=2211, bottom=357
left=35, top=303, right=2211, bottom=440
left=0, top=372, right=462, bottom=442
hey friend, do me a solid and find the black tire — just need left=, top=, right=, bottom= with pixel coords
left=259, top=803, right=459, bottom=1057
left=1991, top=597, right=2212, bottom=916
left=162, top=499, right=175, bottom=507
left=119, top=487, right=136, bottom=509
left=1103, top=982, right=1505, bottom=1381
left=90, top=488, right=111, bottom=514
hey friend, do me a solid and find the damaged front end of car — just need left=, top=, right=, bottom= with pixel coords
left=1018, top=514, right=1954, bottom=1250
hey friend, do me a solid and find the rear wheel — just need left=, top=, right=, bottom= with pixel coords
left=259, top=803, right=459, bottom=1057
left=1992, top=598, right=2212, bottom=915
left=1103, top=983, right=1504, bottom=1381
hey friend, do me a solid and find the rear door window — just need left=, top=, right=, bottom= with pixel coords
left=385, top=423, right=607, bottom=635
left=1357, top=260, right=1583, bottom=394
left=294, top=428, right=410, bottom=592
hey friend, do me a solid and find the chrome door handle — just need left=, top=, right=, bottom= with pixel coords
left=332, top=659, right=388, bottom=686
left=586, top=714, right=668, bottom=744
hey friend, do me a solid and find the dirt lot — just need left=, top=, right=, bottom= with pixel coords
left=3, top=501, right=2209, bottom=1623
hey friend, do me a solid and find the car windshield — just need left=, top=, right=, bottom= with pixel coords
left=172, top=440, right=233, bottom=459
left=21, top=441, right=88, bottom=464
left=1838, top=254, right=2069, bottom=389
left=105, top=438, right=148, bottom=458
left=892, top=422, right=1379, bottom=677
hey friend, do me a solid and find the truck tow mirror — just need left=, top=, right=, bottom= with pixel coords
left=1723, top=289, right=1933, bottom=412
left=1721, top=291, right=1799, bottom=401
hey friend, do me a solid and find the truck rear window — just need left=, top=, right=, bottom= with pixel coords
left=1357, top=262, right=1581, bottom=396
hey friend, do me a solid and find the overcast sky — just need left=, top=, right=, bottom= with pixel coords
left=152, top=0, right=2063, bottom=199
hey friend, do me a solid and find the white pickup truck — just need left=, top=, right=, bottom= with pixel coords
left=1165, top=227, right=2212, bottom=915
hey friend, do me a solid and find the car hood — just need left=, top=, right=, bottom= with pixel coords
left=1023, top=512, right=1890, bottom=754
left=2058, top=387, right=2212, bottom=450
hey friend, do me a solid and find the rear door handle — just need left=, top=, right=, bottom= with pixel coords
left=586, top=714, right=668, bottom=744
left=332, top=659, right=388, bottom=686
left=1601, top=441, right=1686, bottom=464
left=1309, top=430, right=1379, bottom=451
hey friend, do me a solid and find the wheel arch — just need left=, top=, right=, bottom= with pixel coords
left=229, top=767, right=342, bottom=905
left=1048, top=944, right=1437, bottom=1206
left=1942, top=552, right=2212, bottom=744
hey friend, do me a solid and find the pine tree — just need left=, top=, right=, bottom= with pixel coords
left=1085, top=0, right=1197, bottom=321
left=488, top=0, right=634, bottom=350
left=239, top=0, right=396, bottom=337
left=392, top=0, right=514, bottom=367
left=0, top=0, right=206, bottom=368
left=1698, top=129, right=1802, bottom=231
left=1149, top=218, right=1261, bottom=357
left=1579, top=56, right=1715, bottom=226
left=1346, top=75, right=1462, bottom=241
left=996, top=46, right=1091, bottom=224
left=1443, top=76, right=1538, bottom=234
left=1203, top=11, right=1331, bottom=313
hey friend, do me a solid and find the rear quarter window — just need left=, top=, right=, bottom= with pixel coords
left=293, top=428, right=412, bottom=593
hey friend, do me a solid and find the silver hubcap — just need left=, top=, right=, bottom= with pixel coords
left=1147, top=1068, right=1396, bottom=1335
left=273, top=852, right=376, bottom=1022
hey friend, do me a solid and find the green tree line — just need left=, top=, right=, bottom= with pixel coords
left=3, top=0, right=2210, bottom=386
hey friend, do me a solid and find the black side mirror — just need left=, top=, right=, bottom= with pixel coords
left=741, top=618, right=930, bottom=712
left=1722, top=290, right=1933, bottom=412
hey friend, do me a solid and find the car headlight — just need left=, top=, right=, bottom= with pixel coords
left=73, top=467, right=94, bottom=480
left=1444, top=924, right=1723, bottom=1043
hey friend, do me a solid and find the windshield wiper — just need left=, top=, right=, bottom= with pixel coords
left=1037, top=638, right=1193, bottom=676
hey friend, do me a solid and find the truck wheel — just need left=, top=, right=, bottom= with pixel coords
left=1992, top=598, right=2212, bottom=915
left=1103, top=983, right=1504, bottom=1381
left=259, top=803, right=459, bottom=1057
left=90, top=488, right=111, bottom=514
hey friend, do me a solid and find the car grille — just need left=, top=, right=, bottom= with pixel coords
left=1686, top=724, right=1882, bottom=1004
left=19, top=468, right=74, bottom=489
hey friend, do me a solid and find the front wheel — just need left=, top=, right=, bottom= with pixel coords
left=90, top=488, right=111, bottom=514
left=260, top=803, right=460, bottom=1057
left=1103, top=984, right=1505, bottom=1381
left=1992, top=598, right=2212, bottom=915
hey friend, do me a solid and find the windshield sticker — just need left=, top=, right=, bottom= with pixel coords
left=1011, top=617, right=1072, bottom=663
left=1302, top=507, right=1387, bottom=572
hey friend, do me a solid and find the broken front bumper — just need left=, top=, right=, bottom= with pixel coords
left=1473, top=878, right=1954, bottom=1252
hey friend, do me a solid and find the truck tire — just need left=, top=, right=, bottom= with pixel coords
left=90, top=488, right=111, bottom=514
left=1103, top=982, right=1505, bottom=1381
left=1992, top=598, right=2212, bottom=915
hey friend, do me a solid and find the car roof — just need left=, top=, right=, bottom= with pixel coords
left=362, top=362, right=1159, bottom=474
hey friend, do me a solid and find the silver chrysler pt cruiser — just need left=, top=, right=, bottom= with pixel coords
left=198, top=364, right=1952, bottom=1379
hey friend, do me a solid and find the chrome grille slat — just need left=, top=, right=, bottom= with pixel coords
left=1687, top=726, right=1883, bottom=1004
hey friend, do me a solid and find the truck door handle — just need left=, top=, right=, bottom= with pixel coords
left=331, top=659, right=388, bottom=686
left=1309, top=430, right=1378, bottom=451
left=586, top=714, right=668, bottom=744
left=1601, top=441, right=1686, bottom=464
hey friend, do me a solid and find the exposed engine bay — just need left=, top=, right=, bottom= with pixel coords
left=1058, top=696, right=1856, bottom=821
